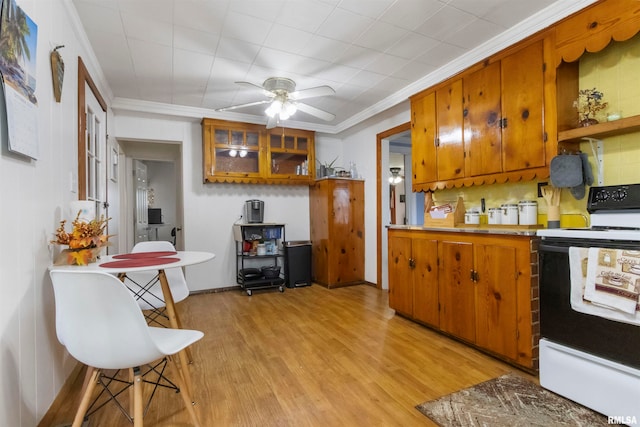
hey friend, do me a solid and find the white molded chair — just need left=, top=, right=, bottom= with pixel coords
left=50, top=270, right=203, bottom=427
left=125, top=240, right=190, bottom=327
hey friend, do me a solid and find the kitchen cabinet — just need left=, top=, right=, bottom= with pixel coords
left=436, top=79, right=465, bottom=181
left=387, top=228, right=537, bottom=371
left=388, top=232, right=439, bottom=327
left=463, top=61, right=502, bottom=177
left=438, top=240, right=475, bottom=342
left=309, top=178, right=364, bottom=288
left=202, top=118, right=314, bottom=185
left=410, top=35, right=549, bottom=191
left=267, top=127, right=315, bottom=182
left=500, top=40, right=545, bottom=172
left=411, top=92, right=437, bottom=186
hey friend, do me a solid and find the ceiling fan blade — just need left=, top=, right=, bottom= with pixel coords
left=235, top=81, right=276, bottom=97
left=216, top=99, right=271, bottom=112
left=290, top=85, right=335, bottom=100
left=266, top=115, right=278, bottom=129
left=296, top=102, right=336, bottom=121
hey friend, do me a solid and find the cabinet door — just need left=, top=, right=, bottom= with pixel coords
left=411, top=92, right=437, bottom=185
left=463, top=62, right=502, bottom=176
left=501, top=40, right=545, bottom=171
left=413, top=237, right=439, bottom=327
left=438, top=240, right=475, bottom=342
left=388, top=234, right=413, bottom=316
left=436, top=79, right=465, bottom=180
left=475, top=243, right=518, bottom=360
left=267, top=128, right=315, bottom=180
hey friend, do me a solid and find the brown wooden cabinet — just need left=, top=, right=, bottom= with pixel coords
left=388, top=232, right=439, bottom=327
left=501, top=40, right=545, bottom=172
left=411, top=92, right=437, bottom=187
left=309, top=178, right=364, bottom=288
left=436, top=79, right=465, bottom=181
left=410, top=38, right=546, bottom=191
left=387, top=228, right=538, bottom=371
left=463, top=61, right=502, bottom=177
left=438, top=239, right=475, bottom=342
left=202, top=118, right=314, bottom=184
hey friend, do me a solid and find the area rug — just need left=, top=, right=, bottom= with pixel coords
left=416, top=373, right=608, bottom=426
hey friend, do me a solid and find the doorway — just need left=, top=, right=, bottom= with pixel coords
left=376, top=123, right=425, bottom=290
left=120, top=140, right=184, bottom=251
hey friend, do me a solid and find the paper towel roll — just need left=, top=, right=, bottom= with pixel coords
left=70, top=200, right=95, bottom=223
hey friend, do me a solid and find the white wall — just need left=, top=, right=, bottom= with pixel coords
left=114, top=115, right=311, bottom=292
left=0, top=1, right=115, bottom=425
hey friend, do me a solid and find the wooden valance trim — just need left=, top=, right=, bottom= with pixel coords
left=413, top=168, right=549, bottom=192
left=554, top=0, right=640, bottom=66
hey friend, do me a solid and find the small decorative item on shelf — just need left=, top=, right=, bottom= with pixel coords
left=574, top=88, right=608, bottom=126
left=51, top=212, right=111, bottom=265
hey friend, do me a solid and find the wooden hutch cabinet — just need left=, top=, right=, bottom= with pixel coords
left=202, top=118, right=315, bottom=184
left=309, top=178, right=365, bottom=288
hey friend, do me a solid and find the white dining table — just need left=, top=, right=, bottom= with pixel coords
left=49, top=250, right=215, bottom=400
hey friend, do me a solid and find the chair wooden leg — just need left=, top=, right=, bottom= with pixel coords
left=167, top=355, right=201, bottom=427
left=72, top=367, right=99, bottom=427
left=133, top=367, right=144, bottom=427
left=176, top=348, right=195, bottom=400
left=159, top=270, right=195, bottom=365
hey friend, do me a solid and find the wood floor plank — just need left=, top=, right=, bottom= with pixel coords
left=41, top=284, right=530, bottom=426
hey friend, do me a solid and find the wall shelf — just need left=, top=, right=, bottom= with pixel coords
left=558, top=114, right=640, bottom=143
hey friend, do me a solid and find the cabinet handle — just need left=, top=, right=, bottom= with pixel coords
left=434, top=137, right=440, bottom=147
left=469, top=269, right=479, bottom=282
left=409, top=258, right=416, bottom=269
left=500, top=117, right=508, bottom=128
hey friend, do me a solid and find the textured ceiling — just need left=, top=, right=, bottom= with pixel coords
left=70, top=0, right=593, bottom=133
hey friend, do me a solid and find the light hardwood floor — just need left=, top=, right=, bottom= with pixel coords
left=42, top=284, right=534, bottom=426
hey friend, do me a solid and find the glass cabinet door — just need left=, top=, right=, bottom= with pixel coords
left=268, top=130, right=313, bottom=179
left=209, top=126, right=262, bottom=178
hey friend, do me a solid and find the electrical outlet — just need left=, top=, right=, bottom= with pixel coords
left=538, top=182, right=548, bottom=198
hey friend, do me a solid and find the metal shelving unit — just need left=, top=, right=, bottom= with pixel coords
left=233, top=223, right=286, bottom=296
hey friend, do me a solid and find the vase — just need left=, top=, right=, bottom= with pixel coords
left=54, top=247, right=101, bottom=265
left=579, top=118, right=599, bottom=127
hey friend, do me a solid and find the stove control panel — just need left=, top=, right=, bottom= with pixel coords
left=588, top=184, right=640, bottom=212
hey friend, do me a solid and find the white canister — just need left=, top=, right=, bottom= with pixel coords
left=465, top=210, right=480, bottom=225
left=257, top=243, right=267, bottom=256
left=518, top=200, right=538, bottom=225
left=501, top=204, right=519, bottom=225
left=487, top=208, right=502, bottom=225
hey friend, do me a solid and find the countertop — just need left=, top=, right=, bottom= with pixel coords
left=387, top=224, right=540, bottom=237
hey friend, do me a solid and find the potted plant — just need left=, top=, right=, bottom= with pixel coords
left=318, top=156, right=338, bottom=177
left=574, top=88, right=608, bottom=126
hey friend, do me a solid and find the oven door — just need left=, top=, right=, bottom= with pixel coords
left=539, top=237, right=640, bottom=369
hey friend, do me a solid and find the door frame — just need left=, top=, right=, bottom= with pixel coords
left=376, top=122, right=411, bottom=289
left=77, top=57, right=107, bottom=200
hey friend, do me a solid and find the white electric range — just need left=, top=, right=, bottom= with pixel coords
left=537, top=184, right=640, bottom=423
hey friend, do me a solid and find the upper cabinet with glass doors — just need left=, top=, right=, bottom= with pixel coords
left=202, top=118, right=315, bottom=185
left=267, top=127, right=315, bottom=182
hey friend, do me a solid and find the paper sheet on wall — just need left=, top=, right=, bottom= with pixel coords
left=1, top=78, right=38, bottom=159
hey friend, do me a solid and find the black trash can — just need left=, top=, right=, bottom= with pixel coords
left=284, top=240, right=312, bottom=288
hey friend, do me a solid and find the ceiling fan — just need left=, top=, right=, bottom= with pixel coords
left=216, top=77, right=336, bottom=129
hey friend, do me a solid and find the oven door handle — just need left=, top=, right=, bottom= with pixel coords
left=539, top=243, right=571, bottom=253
